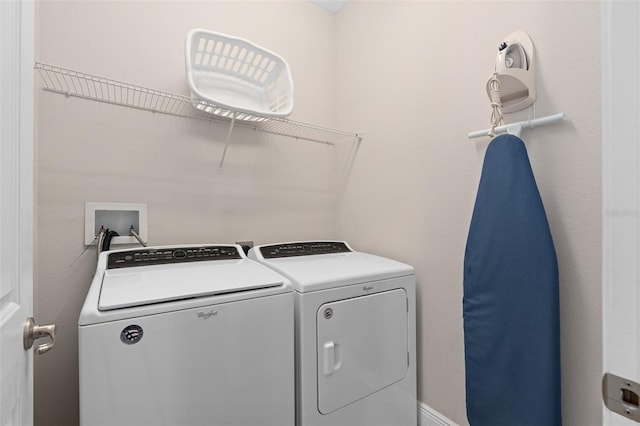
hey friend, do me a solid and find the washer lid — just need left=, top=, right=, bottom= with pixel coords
left=98, top=259, right=286, bottom=310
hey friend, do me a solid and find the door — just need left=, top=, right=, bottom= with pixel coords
left=602, top=0, right=640, bottom=424
left=316, top=289, right=409, bottom=414
left=0, top=1, right=34, bottom=425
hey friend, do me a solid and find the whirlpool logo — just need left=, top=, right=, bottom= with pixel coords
left=197, top=309, right=218, bottom=320
left=120, top=325, right=143, bottom=345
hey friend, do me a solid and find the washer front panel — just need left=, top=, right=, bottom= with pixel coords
left=79, top=292, right=295, bottom=426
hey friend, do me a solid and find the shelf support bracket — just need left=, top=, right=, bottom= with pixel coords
left=218, top=111, right=238, bottom=173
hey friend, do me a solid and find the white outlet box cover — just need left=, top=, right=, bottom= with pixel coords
left=310, top=0, right=348, bottom=13
left=85, top=202, right=147, bottom=246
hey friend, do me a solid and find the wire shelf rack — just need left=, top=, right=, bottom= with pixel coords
left=35, top=62, right=362, bottom=146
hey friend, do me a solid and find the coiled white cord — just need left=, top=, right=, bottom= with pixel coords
left=488, top=73, right=503, bottom=137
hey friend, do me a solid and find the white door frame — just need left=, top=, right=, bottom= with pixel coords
left=602, top=0, right=640, bottom=425
left=0, top=0, right=35, bottom=425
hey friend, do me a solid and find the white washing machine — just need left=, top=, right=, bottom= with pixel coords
left=78, top=244, right=295, bottom=426
left=249, top=241, right=417, bottom=426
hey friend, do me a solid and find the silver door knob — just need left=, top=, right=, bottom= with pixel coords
left=23, top=317, right=56, bottom=355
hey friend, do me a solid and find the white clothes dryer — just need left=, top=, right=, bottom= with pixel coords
left=249, top=241, right=417, bottom=426
left=79, top=244, right=295, bottom=426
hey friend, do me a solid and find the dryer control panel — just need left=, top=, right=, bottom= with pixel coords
left=260, top=241, right=351, bottom=259
left=107, top=246, right=241, bottom=269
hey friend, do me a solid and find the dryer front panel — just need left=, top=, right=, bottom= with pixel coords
left=316, top=288, right=408, bottom=414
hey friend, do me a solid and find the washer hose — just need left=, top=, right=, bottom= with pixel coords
left=96, top=227, right=106, bottom=261
left=101, top=229, right=119, bottom=252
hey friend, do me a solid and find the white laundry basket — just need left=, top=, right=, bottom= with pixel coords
left=185, top=29, right=294, bottom=121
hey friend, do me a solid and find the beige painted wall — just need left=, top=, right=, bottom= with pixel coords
left=35, top=1, right=602, bottom=426
left=35, top=2, right=340, bottom=425
left=334, top=1, right=601, bottom=425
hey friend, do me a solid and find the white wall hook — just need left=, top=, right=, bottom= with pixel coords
left=468, top=112, right=565, bottom=139
left=506, top=123, right=522, bottom=137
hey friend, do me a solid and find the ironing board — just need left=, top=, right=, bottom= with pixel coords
left=463, top=134, right=561, bottom=425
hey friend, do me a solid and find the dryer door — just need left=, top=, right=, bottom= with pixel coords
left=316, top=288, right=408, bottom=414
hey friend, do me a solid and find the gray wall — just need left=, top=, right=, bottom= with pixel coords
left=35, top=2, right=602, bottom=426
left=334, top=2, right=601, bottom=425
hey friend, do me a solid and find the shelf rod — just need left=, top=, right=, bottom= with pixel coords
left=467, top=112, right=566, bottom=139
left=34, top=61, right=362, bottom=149
left=218, top=112, right=237, bottom=173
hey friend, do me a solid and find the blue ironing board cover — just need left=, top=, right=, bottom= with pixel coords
left=463, top=134, right=561, bottom=425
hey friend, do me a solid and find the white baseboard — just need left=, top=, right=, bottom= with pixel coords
left=417, top=401, right=459, bottom=426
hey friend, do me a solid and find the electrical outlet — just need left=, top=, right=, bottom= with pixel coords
left=236, top=240, right=254, bottom=255
left=236, top=240, right=254, bottom=249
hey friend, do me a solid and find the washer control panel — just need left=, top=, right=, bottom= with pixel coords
left=107, top=246, right=241, bottom=269
left=260, top=241, right=351, bottom=259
